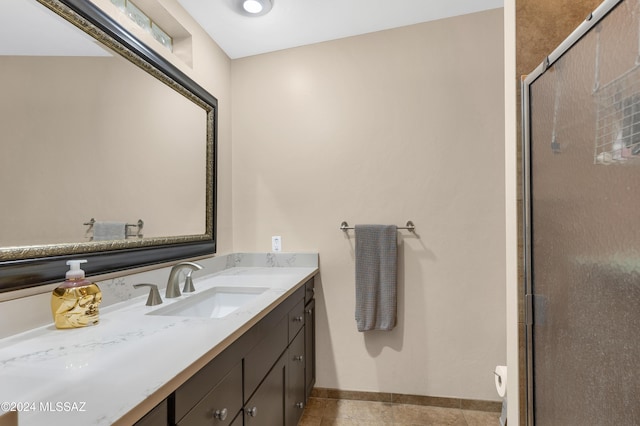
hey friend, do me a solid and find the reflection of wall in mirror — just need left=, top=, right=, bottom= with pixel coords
left=0, top=53, right=207, bottom=246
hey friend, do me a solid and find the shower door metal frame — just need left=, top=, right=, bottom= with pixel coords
left=521, top=1, right=622, bottom=424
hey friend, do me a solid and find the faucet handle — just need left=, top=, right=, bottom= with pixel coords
left=177, top=262, right=202, bottom=293
left=133, top=283, right=163, bottom=306
left=183, top=271, right=196, bottom=293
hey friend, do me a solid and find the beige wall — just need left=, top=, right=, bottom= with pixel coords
left=232, top=9, right=505, bottom=400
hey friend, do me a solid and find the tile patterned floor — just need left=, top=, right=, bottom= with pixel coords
left=298, top=397, right=501, bottom=426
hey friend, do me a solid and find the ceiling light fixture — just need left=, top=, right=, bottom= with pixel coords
left=239, top=0, right=273, bottom=16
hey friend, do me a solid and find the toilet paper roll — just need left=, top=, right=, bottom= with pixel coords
left=494, top=365, right=507, bottom=397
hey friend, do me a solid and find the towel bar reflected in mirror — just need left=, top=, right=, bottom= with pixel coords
left=84, top=218, right=145, bottom=239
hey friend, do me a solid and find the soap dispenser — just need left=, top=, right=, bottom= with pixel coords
left=51, top=260, right=102, bottom=329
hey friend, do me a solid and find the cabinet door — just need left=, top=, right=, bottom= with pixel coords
left=304, top=298, right=316, bottom=400
left=134, top=399, right=167, bottom=426
left=286, top=329, right=306, bottom=426
left=177, top=363, right=243, bottom=426
left=229, top=414, right=242, bottom=426
left=244, top=354, right=286, bottom=426
left=174, top=337, right=245, bottom=422
left=244, top=313, right=288, bottom=403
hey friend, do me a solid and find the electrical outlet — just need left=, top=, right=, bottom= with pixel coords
left=272, top=236, right=282, bottom=252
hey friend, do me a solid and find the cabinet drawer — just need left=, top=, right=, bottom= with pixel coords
left=244, top=313, right=288, bottom=402
left=177, top=362, right=242, bottom=426
left=288, top=298, right=305, bottom=342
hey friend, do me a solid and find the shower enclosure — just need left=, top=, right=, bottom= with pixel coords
left=522, top=0, right=640, bottom=424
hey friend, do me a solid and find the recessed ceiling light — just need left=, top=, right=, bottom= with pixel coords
left=238, top=0, right=273, bottom=16
left=243, top=0, right=263, bottom=13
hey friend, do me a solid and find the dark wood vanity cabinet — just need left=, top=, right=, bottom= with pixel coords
left=148, top=277, right=316, bottom=426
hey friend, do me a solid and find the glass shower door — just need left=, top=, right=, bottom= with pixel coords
left=523, top=0, right=640, bottom=424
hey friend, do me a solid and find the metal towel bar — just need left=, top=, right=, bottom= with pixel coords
left=339, top=220, right=415, bottom=232
left=84, top=218, right=144, bottom=239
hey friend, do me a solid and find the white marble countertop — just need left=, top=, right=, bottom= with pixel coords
left=0, top=262, right=318, bottom=425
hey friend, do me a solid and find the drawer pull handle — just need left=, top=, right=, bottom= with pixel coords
left=306, top=308, right=313, bottom=315
left=247, top=406, right=258, bottom=417
left=296, top=402, right=304, bottom=409
left=293, top=316, right=303, bottom=322
left=213, top=408, right=228, bottom=421
left=293, top=355, right=304, bottom=362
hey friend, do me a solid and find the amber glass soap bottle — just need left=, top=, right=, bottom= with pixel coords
left=51, top=260, right=102, bottom=329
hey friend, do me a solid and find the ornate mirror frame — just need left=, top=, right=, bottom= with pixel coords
left=0, top=0, right=217, bottom=293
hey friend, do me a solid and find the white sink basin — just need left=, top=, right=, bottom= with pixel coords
left=148, top=286, right=269, bottom=319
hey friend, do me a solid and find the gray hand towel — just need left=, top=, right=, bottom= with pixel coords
left=355, top=224, right=397, bottom=332
left=93, top=221, right=126, bottom=241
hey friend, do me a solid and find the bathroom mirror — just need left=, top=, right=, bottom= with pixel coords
left=0, top=0, right=217, bottom=292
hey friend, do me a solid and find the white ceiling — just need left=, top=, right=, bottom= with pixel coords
left=2, top=0, right=110, bottom=56
left=177, top=0, right=504, bottom=59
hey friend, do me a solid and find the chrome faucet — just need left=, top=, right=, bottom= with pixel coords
left=165, top=261, right=203, bottom=298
